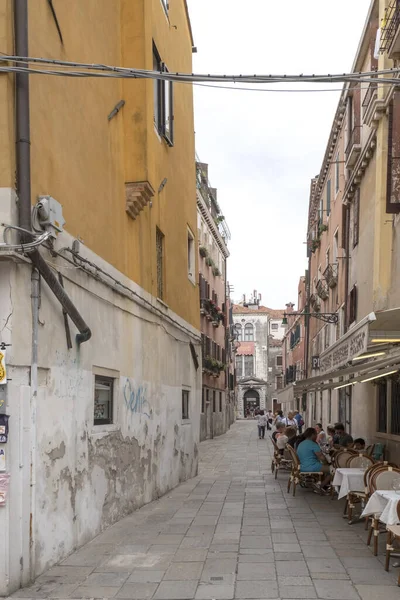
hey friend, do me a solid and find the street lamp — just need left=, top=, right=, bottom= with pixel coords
left=282, top=311, right=339, bottom=325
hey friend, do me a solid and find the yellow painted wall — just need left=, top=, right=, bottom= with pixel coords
left=1, top=0, right=199, bottom=330
left=0, top=0, right=14, bottom=187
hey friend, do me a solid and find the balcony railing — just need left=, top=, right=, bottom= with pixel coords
left=316, top=279, right=329, bottom=300
left=362, top=81, right=378, bottom=118
left=345, top=125, right=362, bottom=167
left=323, top=263, right=338, bottom=289
left=380, top=2, right=400, bottom=54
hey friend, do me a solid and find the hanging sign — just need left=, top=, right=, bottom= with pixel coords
left=0, top=349, right=6, bottom=385
left=0, top=473, right=10, bottom=505
left=0, top=448, right=5, bottom=471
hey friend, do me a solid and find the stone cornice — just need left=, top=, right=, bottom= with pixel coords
left=197, top=190, right=230, bottom=258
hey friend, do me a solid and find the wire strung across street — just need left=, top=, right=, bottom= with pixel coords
left=1, top=53, right=400, bottom=87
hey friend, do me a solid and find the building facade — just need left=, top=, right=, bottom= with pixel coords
left=277, top=281, right=307, bottom=413
left=233, top=294, right=284, bottom=417
left=0, top=1, right=201, bottom=594
left=197, top=160, right=234, bottom=440
left=293, top=0, right=400, bottom=461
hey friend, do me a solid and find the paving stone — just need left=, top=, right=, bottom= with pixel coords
left=116, top=582, right=158, bottom=598
left=153, top=579, right=198, bottom=599
left=165, top=562, right=204, bottom=580
left=47, top=583, right=80, bottom=598
left=346, top=568, right=397, bottom=585
left=195, top=583, right=235, bottom=599
left=306, top=558, right=346, bottom=574
left=302, top=546, right=338, bottom=558
left=273, top=543, right=302, bottom=553
left=127, top=570, right=165, bottom=583
left=279, top=576, right=313, bottom=586
left=73, top=585, right=121, bottom=598
left=235, top=580, right=279, bottom=598
left=356, top=585, right=400, bottom=600
left=240, top=536, right=272, bottom=549
left=173, top=548, right=208, bottom=562
left=313, top=579, right=361, bottom=599
left=276, top=561, right=309, bottom=576
left=238, top=553, right=275, bottom=563
left=237, top=563, right=276, bottom=580
left=84, top=572, right=129, bottom=586
left=278, top=585, right=317, bottom=598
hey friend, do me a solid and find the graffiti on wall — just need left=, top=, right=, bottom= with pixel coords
left=123, top=378, right=152, bottom=418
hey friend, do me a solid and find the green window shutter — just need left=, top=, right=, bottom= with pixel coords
left=327, top=180, right=331, bottom=216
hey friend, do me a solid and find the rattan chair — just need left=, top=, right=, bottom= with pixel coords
left=286, top=444, right=323, bottom=497
left=366, top=465, right=400, bottom=555
left=385, top=501, right=400, bottom=585
left=346, top=454, right=375, bottom=468
left=330, top=449, right=357, bottom=500
left=270, top=437, right=291, bottom=480
left=346, top=461, right=385, bottom=523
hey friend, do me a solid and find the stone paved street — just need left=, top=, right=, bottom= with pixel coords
left=11, top=421, right=400, bottom=600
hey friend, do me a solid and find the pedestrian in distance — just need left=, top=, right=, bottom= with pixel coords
left=294, top=410, right=304, bottom=434
left=274, top=410, right=284, bottom=427
left=266, top=409, right=274, bottom=430
left=257, top=410, right=268, bottom=439
left=282, top=411, right=298, bottom=429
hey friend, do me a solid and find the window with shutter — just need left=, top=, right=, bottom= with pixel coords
left=386, top=94, right=400, bottom=214
left=349, top=285, right=357, bottom=324
left=353, top=189, right=360, bottom=248
left=327, top=179, right=331, bottom=216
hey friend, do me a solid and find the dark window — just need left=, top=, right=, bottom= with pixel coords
left=271, top=323, right=279, bottom=330
left=341, top=205, right=349, bottom=250
left=201, top=388, right=205, bottom=414
left=391, top=380, right=400, bottom=435
left=236, top=325, right=243, bottom=341
left=386, top=95, right=400, bottom=214
left=353, top=189, right=360, bottom=248
left=327, top=179, right=331, bottom=216
left=152, top=43, right=174, bottom=146
left=244, top=355, right=254, bottom=376
left=377, top=380, right=387, bottom=433
left=244, top=324, right=254, bottom=341
left=349, top=285, right=357, bottom=325
left=153, top=44, right=163, bottom=134
left=276, top=375, right=283, bottom=390
left=94, top=376, right=114, bottom=425
left=219, top=392, right=222, bottom=412
left=213, top=390, right=216, bottom=412
left=182, top=390, right=189, bottom=420
left=235, top=355, right=243, bottom=378
left=276, top=355, right=283, bottom=367
left=156, top=227, right=164, bottom=300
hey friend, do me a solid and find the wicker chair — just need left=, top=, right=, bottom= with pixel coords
left=345, top=461, right=383, bottom=523
left=270, top=438, right=291, bottom=480
left=346, top=454, right=375, bottom=468
left=385, top=501, right=400, bottom=585
left=286, top=444, right=323, bottom=497
left=366, top=466, right=400, bottom=556
left=330, top=449, right=357, bottom=501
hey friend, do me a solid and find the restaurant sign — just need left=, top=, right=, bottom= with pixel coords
left=319, top=322, right=369, bottom=375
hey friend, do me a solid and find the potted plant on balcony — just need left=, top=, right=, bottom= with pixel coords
left=200, top=299, right=210, bottom=316
left=318, top=224, right=328, bottom=235
left=311, top=239, right=321, bottom=253
left=205, top=256, right=214, bottom=268
left=199, top=246, right=208, bottom=258
left=212, top=266, right=221, bottom=277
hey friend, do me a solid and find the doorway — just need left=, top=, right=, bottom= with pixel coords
left=244, top=389, right=260, bottom=416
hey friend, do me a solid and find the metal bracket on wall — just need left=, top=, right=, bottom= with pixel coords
left=47, top=0, right=64, bottom=44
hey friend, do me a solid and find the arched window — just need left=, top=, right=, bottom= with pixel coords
left=244, top=323, right=254, bottom=342
left=235, top=325, right=243, bottom=341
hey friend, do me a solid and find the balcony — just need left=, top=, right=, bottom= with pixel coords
left=323, top=263, right=338, bottom=289
left=380, top=2, right=400, bottom=59
left=345, top=126, right=362, bottom=168
left=362, top=81, right=378, bottom=124
left=316, top=279, right=329, bottom=300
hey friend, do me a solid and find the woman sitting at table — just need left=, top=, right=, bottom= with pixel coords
left=296, top=428, right=332, bottom=493
left=315, top=423, right=327, bottom=448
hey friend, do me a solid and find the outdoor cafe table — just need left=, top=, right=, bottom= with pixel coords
left=332, top=467, right=365, bottom=500
left=361, top=490, right=400, bottom=525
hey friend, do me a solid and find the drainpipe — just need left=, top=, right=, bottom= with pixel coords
left=29, top=269, right=39, bottom=580
left=14, top=0, right=91, bottom=344
left=344, top=205, right=351, bottom=333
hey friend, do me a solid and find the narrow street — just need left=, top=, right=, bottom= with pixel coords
left=10, top=421, right=398, bottom=600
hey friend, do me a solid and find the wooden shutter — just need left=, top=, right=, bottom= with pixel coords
left=327, top=180, right=331, bottom=216
left=353, top=189, right=360, bottom=248
left=386, top=94, right=400, bottom=214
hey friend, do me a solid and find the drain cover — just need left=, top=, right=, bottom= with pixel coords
left=210, top=577, right=224, bottom=581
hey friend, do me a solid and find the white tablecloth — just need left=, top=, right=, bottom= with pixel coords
left=361, top=490, right=400, bottom=525
left=332, top=468, right=365, bottom=500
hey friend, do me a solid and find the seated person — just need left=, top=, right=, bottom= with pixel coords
left=315, top=423, right=327, bottom=448
left=353, top=437, right=366, bottom=451
left=276, top=428, right=289, bottom=455
left=272, top=421, right=285, bottom=443
left=296, top=427, right=331, bottom=492
left=326, top=426, right=335, bottom=448
left=285, top=426, right=298, bottom=448
left=333, top=422, right=353, bottom=448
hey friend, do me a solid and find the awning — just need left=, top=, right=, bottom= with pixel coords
left=295, top=308, right=400, bottom=393
left=277, top=384, right=295, bottom=405
left=236, top=342, right=255, bottom=356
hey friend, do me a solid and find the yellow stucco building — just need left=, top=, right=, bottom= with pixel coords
left=0, top=1, right=202, bottom=594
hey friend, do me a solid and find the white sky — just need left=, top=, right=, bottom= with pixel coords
left=186, top=0, right=372, bottom=309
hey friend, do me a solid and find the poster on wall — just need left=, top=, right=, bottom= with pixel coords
left=0, top=473, right=10, bottom=505
left=0, top=448, right=5, bottom=471
left=0, top=349, right=6, bottom=385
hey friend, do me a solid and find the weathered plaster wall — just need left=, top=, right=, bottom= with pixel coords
left=0, top=227, right=201, bottom=595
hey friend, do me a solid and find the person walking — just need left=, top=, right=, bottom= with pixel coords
left=282, top=411, right=298, bottom=429
left=294, top=410, right=304, bottom=434
left=274, top=410, right=284, bottom=427
left=257, top=410, right=268, bottom=439
left=266, top=409, right=274, bottom=430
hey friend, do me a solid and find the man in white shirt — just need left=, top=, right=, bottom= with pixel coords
left=281, top=412, right=298, bottom=429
